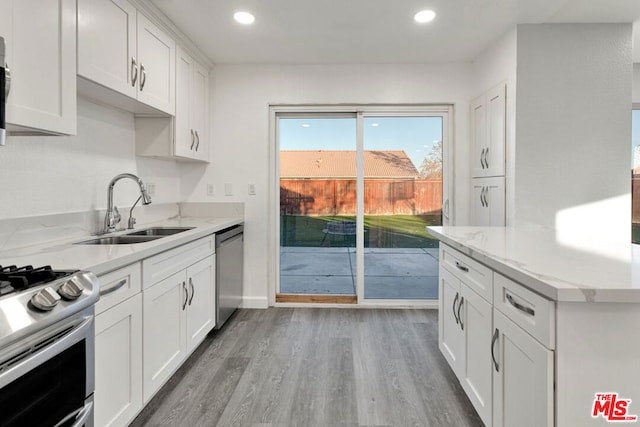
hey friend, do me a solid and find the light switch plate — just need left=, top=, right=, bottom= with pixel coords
left=225, top=183, right=233, bottom=196
left=248, top=184, right=256, bottom=195
left=206, top=184, right=214, bottom=196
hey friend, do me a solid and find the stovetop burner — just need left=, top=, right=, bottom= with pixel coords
left=0, top=265, right=77, bottom=296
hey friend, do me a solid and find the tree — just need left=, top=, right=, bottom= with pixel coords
left=419, top=140, right=442, bottom=179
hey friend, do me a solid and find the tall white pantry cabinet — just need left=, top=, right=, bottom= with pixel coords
left=470, top=82, right=507, bottom=226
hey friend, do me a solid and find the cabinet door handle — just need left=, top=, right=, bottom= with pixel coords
left=131, top=57, right=138, bottom=87
left=139, top=63, right=146, bottom=91
left=483, top=187, right=489, bottom=207
left=195, top=131, right=200, bottom=151
left=455, top=261, right=469, bottom=273
left=182, top=281, right=188, bottom=310
left=100, top=279, right=127, bottom=296
left=452, top=292, right=460, bottom=324
left=480, top=148, right=486, bottom=169
left=457, top=296, right=464, bottom=330
left=484, top=147, right=489, bottom=169
left=491, top=328, right=500, bottom=372
left=506, top=293, right=535, bottom=316
left=480, top=187, right=486, bottom=207
left=190, top=129, right=196, bottom=150
left=188, top=278, right=195, bottom=305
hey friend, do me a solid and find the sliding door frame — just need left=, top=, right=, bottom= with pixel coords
left=269, top=105, right=454, bottom=307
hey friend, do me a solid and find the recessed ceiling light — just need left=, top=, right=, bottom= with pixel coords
left=234, top=11, right=255, bottom=25
left=301, top=123, right=311, bottom=128
left=371, top=123, right=379, bottom=127
left=414, top=10, right=436, bottom=24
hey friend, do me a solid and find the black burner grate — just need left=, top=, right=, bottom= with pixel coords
left=0, top=265, right=77, bottom=296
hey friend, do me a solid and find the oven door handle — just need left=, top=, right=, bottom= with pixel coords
left=0, top=315, right=93, bottom=389
left=53, top=401, right=93, bottom=427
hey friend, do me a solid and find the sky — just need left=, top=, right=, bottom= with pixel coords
left=279, top=116, right=443, bottom=169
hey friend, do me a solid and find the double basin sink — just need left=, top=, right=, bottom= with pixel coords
left=77, top=227, right=195, bottom=245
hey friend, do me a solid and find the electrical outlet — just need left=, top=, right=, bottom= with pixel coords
left=146, top=182, right=156, bottom=197
left=225, top=183, right=233, bottom=196
left=248, top=184, right=256, bottom=195
left=207, top=184, right=214, bottom=196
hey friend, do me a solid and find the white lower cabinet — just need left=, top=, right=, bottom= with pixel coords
left=492, top=309, right=554, bottom=427
left=142, top=238, right=216, bottom=403
left=471, top=176, right=505, bottom=226
left=142, top=270, right=187, bottom=403
left=95, top=293, right=143, bottom=427
left=439, top=260, right=493, bottom=426
left=460, top=284, right=493, bottom=425
left=439, top=243, right=553, bottom=427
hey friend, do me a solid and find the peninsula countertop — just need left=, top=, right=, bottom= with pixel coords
left=427, top=226, right=640, bottom=303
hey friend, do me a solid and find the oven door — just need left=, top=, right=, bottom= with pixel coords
left=0, top=309, right=95, bottom=427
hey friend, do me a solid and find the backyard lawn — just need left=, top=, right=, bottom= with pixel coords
left=280, top=215, right=441, bottom=248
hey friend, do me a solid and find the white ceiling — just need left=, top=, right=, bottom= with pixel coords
left=150, top=0, right=640, bottom=64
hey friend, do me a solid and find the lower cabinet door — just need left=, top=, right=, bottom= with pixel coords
left=493, top=309, right=554, bottom=427
left=143, top=270, right=187, bottom=403
left=95, top=294, right=143, bottom=427
left=438, top=267, right=463, bottom=374
left=185, top=255, right=215, bottom=352
left=460, top=284, right=493, bottom=426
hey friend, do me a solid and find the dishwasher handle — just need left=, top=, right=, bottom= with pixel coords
left=215, top=225, right=244, bottom=247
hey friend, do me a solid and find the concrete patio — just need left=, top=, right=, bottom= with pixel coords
left=280, top=246, right=439, bottom=299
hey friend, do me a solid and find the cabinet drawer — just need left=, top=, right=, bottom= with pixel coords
left=96, top=263, right=142, bottom=315
left=494, top=273, right=555, bottom=349
left=142, top=236, right=214, bottom=289
left=441, top=244, right=493, bottom=302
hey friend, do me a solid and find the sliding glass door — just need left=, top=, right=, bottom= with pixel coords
left=275, top=107, right=450, bottom=305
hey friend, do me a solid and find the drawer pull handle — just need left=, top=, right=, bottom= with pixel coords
left=457, top=296, right=464, bottom=330
left=491, top=328, right=499, bottom=372
left=100, top=279, right=127, bottom=296
left=455, top=261, right=469, bottom=272
left=452, top=292, right=460, bottom=324
left=506, top=293, right=535, bottom=316
left=182, top=281, right=188, bottom=310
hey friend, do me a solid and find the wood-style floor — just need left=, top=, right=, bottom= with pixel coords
left=131, top=308, right=483, bottom=427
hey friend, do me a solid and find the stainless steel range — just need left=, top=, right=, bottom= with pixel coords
left=0, top=265, right=99, bottom=427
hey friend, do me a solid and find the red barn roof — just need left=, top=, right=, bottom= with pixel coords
left=280, top=150, right=419, bottom=178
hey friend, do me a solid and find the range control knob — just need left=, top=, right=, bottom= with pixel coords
left=58, top=278, right=84, bottom=300
left=30, top=287, right=61, bottom=311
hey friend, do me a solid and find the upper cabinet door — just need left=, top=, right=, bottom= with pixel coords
left=77, top=0, right=137, bottom=98
left=174, top=46, right=194, bottom=158
left=471, top=82, right=506, bottom=178
left=136, top=13, right=175, bottom=115
left=471, top=95, right=487, bottom=178
left=486, top=83, right=506, bottom=177
left=0, top=0, right=76, bottom=135
left=190, top=60, right=209, bottom=162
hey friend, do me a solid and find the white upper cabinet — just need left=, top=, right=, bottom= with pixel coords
left=135, top=46, right=209, bottom=162
left=0, top=0, right=77, bottom=135
left=77, top=0, right=175, bottom=115
left=77, top=0, right=137, bottom=98
left=471, top=82, right=506, bottom=178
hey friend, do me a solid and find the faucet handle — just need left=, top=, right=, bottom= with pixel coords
left=112, top=206, right=121, bottom=226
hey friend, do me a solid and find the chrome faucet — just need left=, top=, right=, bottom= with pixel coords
left=103, top=173, right=152, bottom=233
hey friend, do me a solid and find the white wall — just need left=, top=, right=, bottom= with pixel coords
left=0, top=98, right=181, bottom=220
left=634, top=63, right=640, bottom=104
left=181, top=63, right=474, bottom=307
left=471, top=29, right=518, bottom=225
left=514, top=24, right=632, bottom=238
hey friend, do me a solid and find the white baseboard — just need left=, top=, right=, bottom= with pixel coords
left=240, top=296, right=269, bottom=309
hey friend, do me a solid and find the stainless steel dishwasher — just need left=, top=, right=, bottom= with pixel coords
left=215, top=225, right=244, bottom=329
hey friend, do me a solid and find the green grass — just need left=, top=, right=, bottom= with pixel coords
left=280, top=215, right=441, bottom=248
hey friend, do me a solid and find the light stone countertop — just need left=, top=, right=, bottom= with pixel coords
left=0, top=217, right=243, bottom=277
left=427, top=226, right=640, bottom=303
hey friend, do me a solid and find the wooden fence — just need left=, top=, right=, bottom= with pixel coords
left=280, top=179, right=442, bottom=216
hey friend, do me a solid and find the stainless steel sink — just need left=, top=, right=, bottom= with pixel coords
left=125, top=227, right=195, bottom=237
left=76, top=235, right=163, bottom=245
